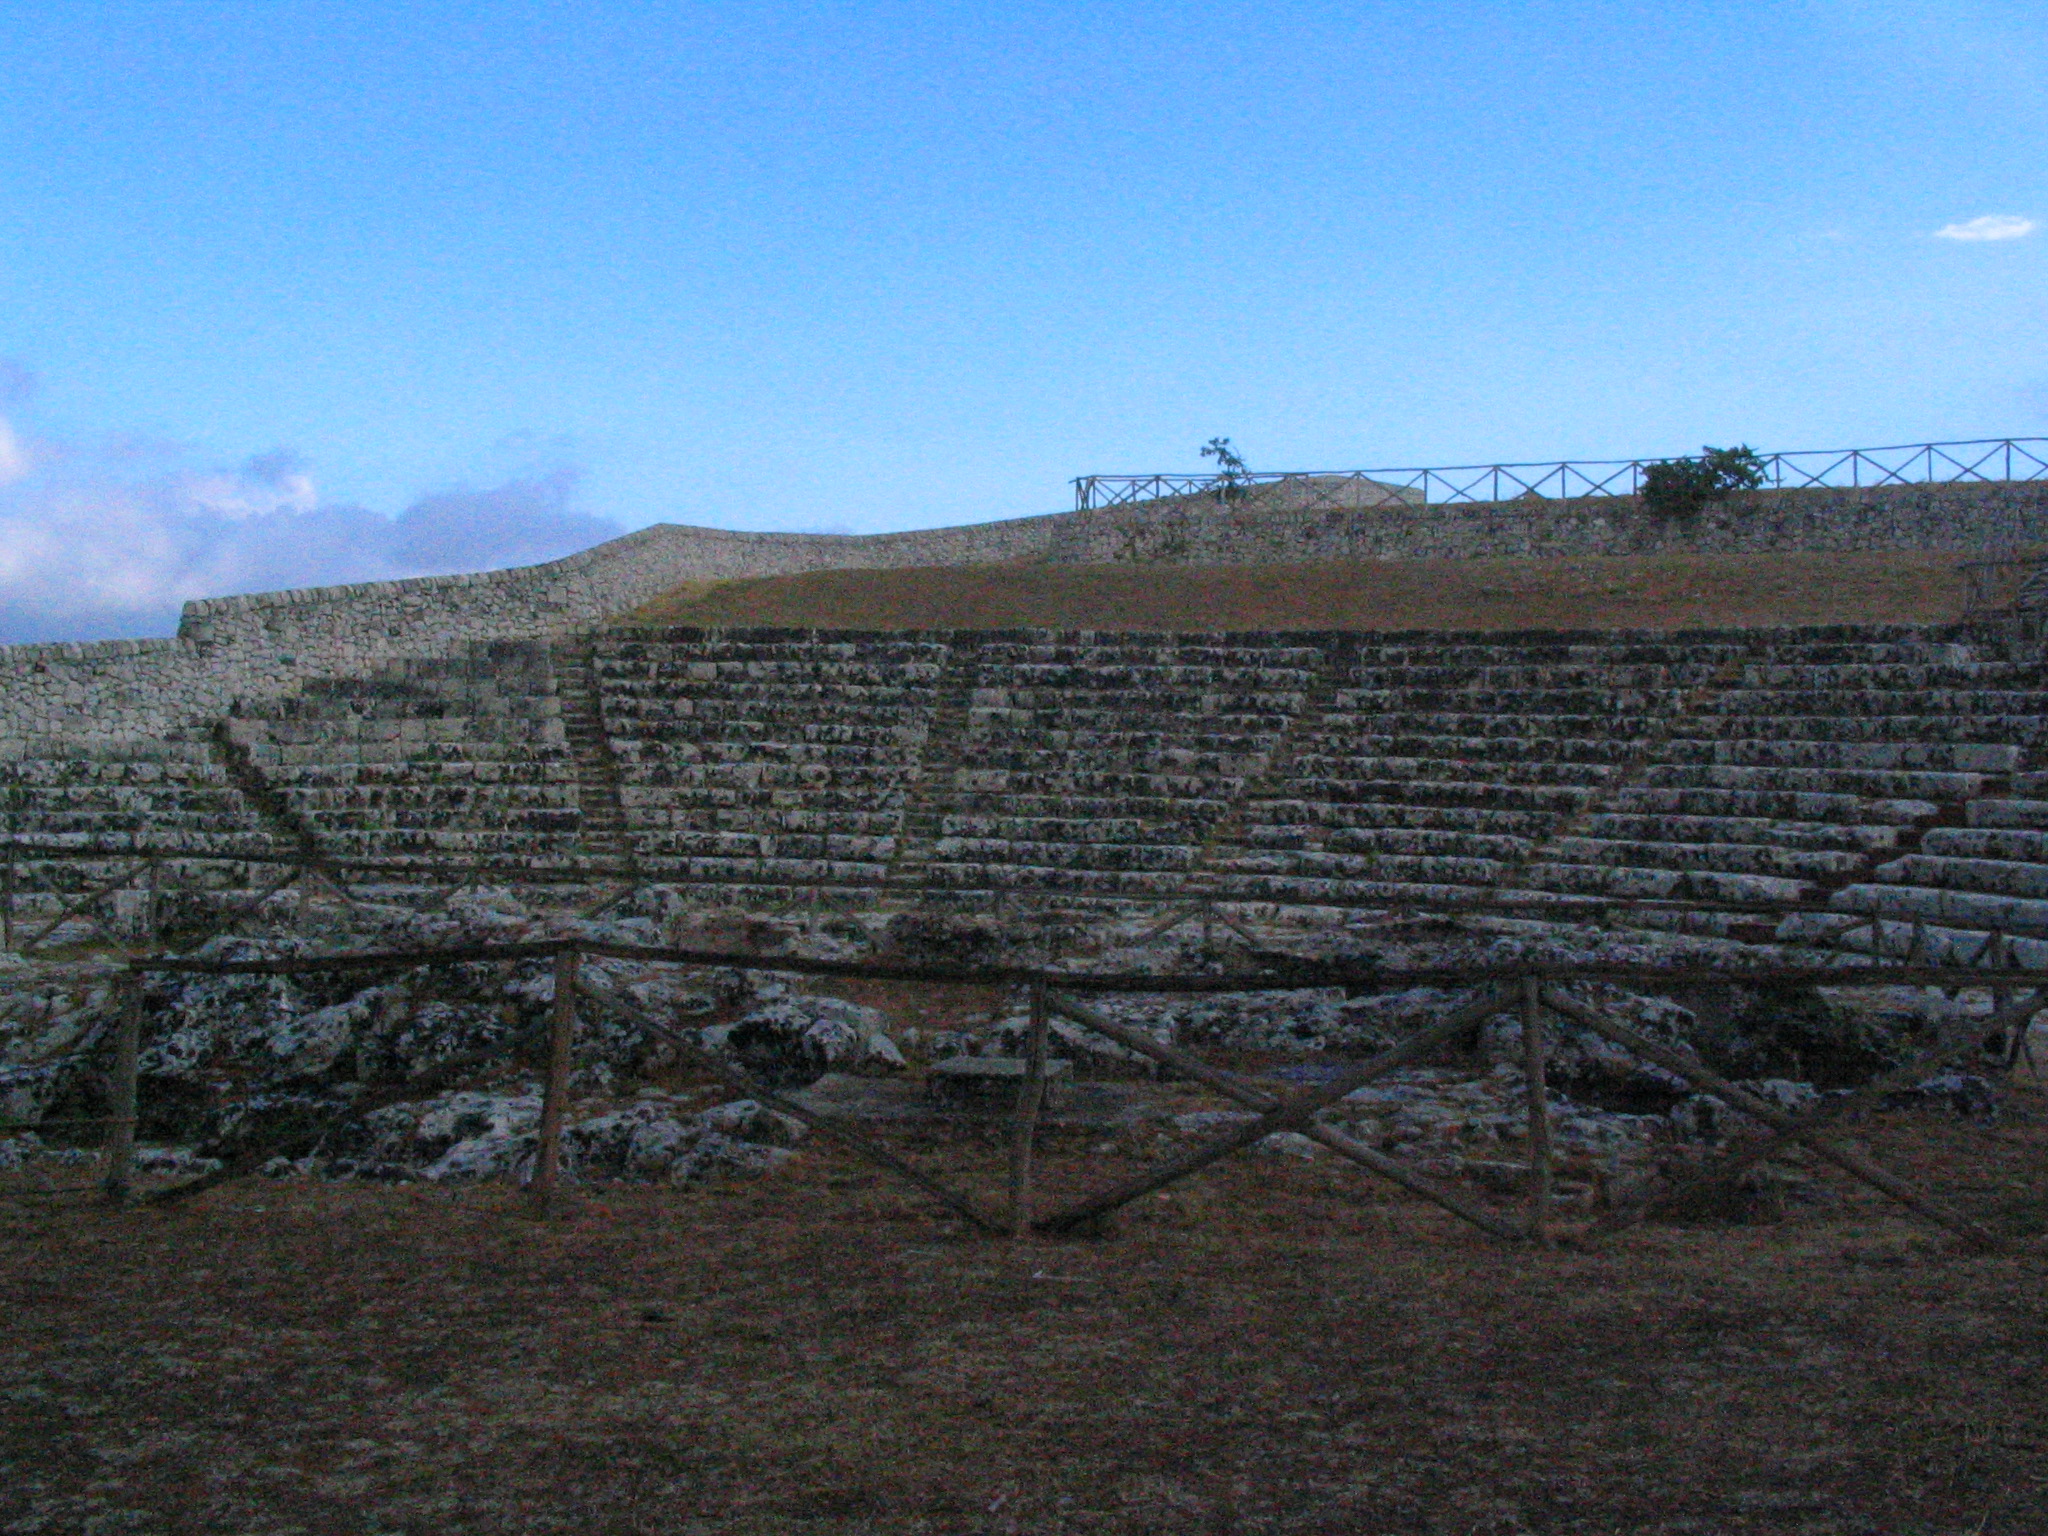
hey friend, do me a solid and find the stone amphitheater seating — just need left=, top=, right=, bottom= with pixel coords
left=0, top=734, right=280, bottom=917
left=898, top=632, right=1322, bottom=896
left=595, top=629, right=949, bottom=890
left=6, top=621, right=2047, bottom=966
left=227, top=642, right=586, bottom=869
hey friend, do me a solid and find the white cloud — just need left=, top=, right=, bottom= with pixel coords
left=0, top=418, right=622, bottom=644
left=1933, top=214, right=2037, bottom=242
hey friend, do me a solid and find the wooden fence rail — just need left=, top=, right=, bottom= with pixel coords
left=24, top=938, right=2027, bottom=1247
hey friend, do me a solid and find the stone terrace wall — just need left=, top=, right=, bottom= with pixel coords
left=7, top=480, right=2048, bottom=750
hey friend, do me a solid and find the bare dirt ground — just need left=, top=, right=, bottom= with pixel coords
left=621, top=551, right=1982, bottom=634
left=6, top=1082, right=2046, bottom=1536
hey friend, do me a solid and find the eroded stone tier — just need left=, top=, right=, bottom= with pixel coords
left=4, top=623, right=2045, bottom=964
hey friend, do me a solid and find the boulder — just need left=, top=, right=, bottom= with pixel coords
left=702, top=996, right=904, bottom=1087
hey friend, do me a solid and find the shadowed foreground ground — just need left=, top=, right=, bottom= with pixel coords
left=623, top=551, right=1982, bottom=634
left=4, top=1094, right=2046, bottom=1536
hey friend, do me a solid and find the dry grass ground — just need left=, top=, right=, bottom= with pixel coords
left=6, top=1083, right=2046, bottom=1536
left=621, top=551, right=1982, bottom=634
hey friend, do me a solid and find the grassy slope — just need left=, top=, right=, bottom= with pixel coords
left=621, top=550, right=1979, bottom=632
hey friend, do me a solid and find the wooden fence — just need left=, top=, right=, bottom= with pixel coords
left=68, top=937, right=2032, bottom=1252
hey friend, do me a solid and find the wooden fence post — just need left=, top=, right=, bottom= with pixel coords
left=2, top=836, right=13, bottom=953
left=102, top=974, right=142, bottom=1204
left=1521, top=973, right=1553, bottom=1245
left=1010, top=980, right=1050, bottom=1238
left=530, top=947, right=580, bottom=1212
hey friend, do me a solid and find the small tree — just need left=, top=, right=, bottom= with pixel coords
left=1201, top=437, right=1249, bottom=502
left=1639, top=444, right=1769, bottom=520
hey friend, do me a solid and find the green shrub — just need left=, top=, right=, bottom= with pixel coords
left=1640, top=443, right=1769, bottom=520
left=1200, top=436, right=1249, bottom=502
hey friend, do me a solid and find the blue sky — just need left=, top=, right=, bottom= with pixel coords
left=0, top=0, right=2043, bottom=639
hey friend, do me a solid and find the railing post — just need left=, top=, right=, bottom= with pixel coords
left=1521, top=973, right=1553, bottom=1246
left=1010, top=979, right=1051, bottom=1238
left=102, top=973, right=142, bottom=1205
left=531, top=946, right=580, bottom=1213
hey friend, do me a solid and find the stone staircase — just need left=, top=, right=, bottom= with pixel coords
left=885, top=634, right=982, bottom=888
left=550, top=641, right=633, bottom=864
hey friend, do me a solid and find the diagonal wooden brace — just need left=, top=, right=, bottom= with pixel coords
left=1034, top=985, right=1510, bottom=1236
left=1539, top=984, right=2001, bottom=1250
left=1046, top=990, right=1525, bottom=1241
left=573, top=969, right=1005, bottom=1234
left=1591, top=987, right=2040, bottom=1240
left=22, top=858, right=150, bottom=951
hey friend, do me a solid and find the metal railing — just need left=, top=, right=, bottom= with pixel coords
left=1072, top=437, right=2048, bottom=510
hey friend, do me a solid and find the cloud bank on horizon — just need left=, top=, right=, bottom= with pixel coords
left=0, top=373, right=623, bottom=645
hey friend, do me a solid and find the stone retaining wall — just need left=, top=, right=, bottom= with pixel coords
left=7, top=480, right=2048, bottom=748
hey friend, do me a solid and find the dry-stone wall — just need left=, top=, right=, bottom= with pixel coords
left=5, top=479, right=2048, bottom=750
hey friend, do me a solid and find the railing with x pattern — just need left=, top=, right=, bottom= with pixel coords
left=1072, top=437, right=2048, bottom=510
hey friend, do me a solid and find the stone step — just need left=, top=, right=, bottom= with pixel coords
left=1634, top=763, right=1985, bottom=801
left=966, top=709, right=1298, bottom=732
left=1923, top=826, right=2048, bottom=861
left=1542, top=834, right=1867, bottom=881
left=1287, top=775, right=1599, bottom=814
left=1826, top=882, right=2048, bottom=938
left=1234, top=824, right=1534, bottom=860
left=636, top=806, right=903, bottom=834
left=615, top=750, right=918, bottom=775
left=1333, top=689, right=1684, bottom=714
left=1237, top=799, right=1556, bottom=836
left=1873, top=854, right=2048, bottom=900
left=1204, top=871, right=1498, bottom=905
left=944, top=792, right=1234, bottom=819
left=1967, top=798, right=2048, bottom=830
left=1679, top=714, right=2041, bottom=745
left=634, top=831, right=896, bottom=861
left=1340, top=664, right=1728, bottom=689
left=932, top=815, right=1184, bottom=843
left=1518, top=861, right=1815, bottom=904
left=915, top=862, right=1197, bottom=896
left=1208, top=848, right=1509, bottom=885
left=1582, top=812, right=1904, bottom=853
left=1295, top=753, right=1622, bottom=785
left=961, top=726, right=1289, bottom=754
left=1777, top=911, right=2048, bottom=968
left=935, top=838, right=1199, bottom=872
left=1702, top=688, right=2048, bottom=715
left=945, top=770, right=1251, bottom=798
left=626, top=854, right=894, bottom=884
left=1304, top=734, right=1647, bottom=765
left=1742, top=661, right=2038, bottom=688
left=1661, top=738, right=2021, bottom=773
left=603, top=682, right=940, bottom=708
left=609, top=727, right=930, bottom=754
left=1608, top=784, right=1937, bottom=826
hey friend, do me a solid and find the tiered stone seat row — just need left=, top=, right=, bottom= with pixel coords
left=5, top=623, right=2045, bottom=968
left=1201, top=627, right=2048, bottom=967
left=1203, top=635, right=1744, bottom=906
left=232, top=642, right=586, bottom=866
left=596, top=629, right=949, bottom=885
left=908, top=633, right=1322, bottom=895
left=0, top=735, right=280, bottom=911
